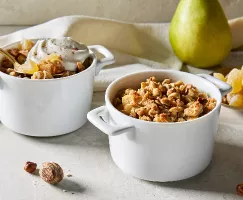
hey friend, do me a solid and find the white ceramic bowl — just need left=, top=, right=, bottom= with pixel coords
left=0, top=40, right=115, bottom=137
left=87, top=70, right=232, bottom=182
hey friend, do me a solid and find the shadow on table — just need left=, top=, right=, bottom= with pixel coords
left=54, top=178, right=86, bottom=194
left=147, top=142, right=243, bottom=195
left=14, top=119, right=243, bottom=195
left=20, top=121, right=109, bottom=148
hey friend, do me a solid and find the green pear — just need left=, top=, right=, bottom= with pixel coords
left=169, top=0, right=232, bottom=68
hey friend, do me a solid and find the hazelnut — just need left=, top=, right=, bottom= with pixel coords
left=237, top=183, right=243, bottom=196
left=39, top=162, right=64, bottom=184
left=24, top=161, right=37, bottom=173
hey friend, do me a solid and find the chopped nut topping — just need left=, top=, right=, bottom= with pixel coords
left=31, top=71, right=53, bottom=79
left=114, top=77, right=217, bottom=123
left=38, top=60, right=65, bottom=75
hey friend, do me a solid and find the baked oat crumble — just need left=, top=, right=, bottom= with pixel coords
left=113, top=77, right=217, bottom=123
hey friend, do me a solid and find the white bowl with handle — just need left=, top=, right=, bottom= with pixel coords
left=87, top=70, right=231, bottom=182
left=0, top=40, right=115, bottom=137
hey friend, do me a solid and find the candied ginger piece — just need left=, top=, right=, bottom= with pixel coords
left=229, top=93, right=243, bottom=108
left=16, top=60, right=39, bottom=74
left=213, top=73, right=226, bottom=82
left=21, top=39, right=34, bottom=51
left=226, top=68, right=243, bottom=93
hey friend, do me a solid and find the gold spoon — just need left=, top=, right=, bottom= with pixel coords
left=0, top=48, right=21, bottom=69
left=0, top=48, right=35, bottom=76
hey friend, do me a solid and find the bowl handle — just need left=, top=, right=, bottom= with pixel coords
left=87, top=106, right=134, bottom=136
left=197, top=74, right=232, bottom=96
left=88, top=45, right=115, bottom=75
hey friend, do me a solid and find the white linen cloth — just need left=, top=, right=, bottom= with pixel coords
left=0, top=15, right=242, bottom=91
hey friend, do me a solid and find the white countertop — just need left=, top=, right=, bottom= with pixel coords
left=0, top=26, right=243, bottom=200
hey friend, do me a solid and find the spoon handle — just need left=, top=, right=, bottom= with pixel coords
left=0, top=48, right=20, bottom=67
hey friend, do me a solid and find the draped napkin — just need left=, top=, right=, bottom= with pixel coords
left=0, top=15, right=242, bottom=91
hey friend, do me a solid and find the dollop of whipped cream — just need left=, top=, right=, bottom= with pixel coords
left=26, top=37, right=90, bottom=71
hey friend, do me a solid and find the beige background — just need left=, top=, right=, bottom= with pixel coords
left=0, top=0, right=243, bottom=25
